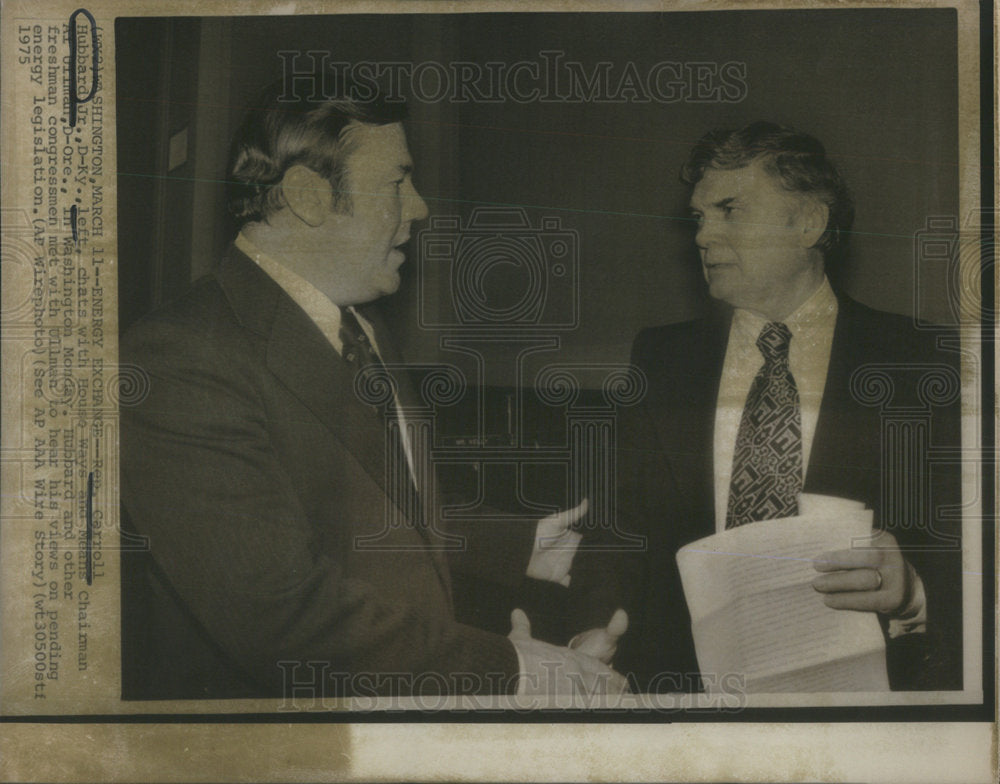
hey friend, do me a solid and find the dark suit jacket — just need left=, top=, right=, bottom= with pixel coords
left=573, top=295, right=963, bottom=693
left=120, top=246, right=532, bottom=700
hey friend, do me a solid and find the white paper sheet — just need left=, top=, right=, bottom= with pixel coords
left=676, top=495, right=889, bottom=693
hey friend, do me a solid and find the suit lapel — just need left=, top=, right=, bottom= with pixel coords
left=265, top=294, right=392, bottom=493
left=214, top=250, right=453, bottom=595
left=647, top=312, right=730, bottom=543
left=212, top=251, right=406, bottom=509
left=805, top=297, right=878, bottom=506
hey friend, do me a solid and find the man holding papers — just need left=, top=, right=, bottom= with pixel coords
left=576, top=122, right=962, bottom=693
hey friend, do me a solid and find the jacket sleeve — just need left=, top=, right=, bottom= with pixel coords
left=564, top=329, right=657, bottom=637
left=442, top=490, right=564, bottom=643
left=884, top=327, right=965, bottom=691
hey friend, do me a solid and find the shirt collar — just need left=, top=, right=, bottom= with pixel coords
left=235, top=231, right=345, bottom=353
left=732, top=277, right=838, bottom=339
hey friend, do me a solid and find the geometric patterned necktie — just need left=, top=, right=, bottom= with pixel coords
left=725, top=321, right=803, bottom=528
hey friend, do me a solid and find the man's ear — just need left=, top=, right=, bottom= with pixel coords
left=798, top=199, right=829, bottom=249
left=279, top=165, right=332, bottom=227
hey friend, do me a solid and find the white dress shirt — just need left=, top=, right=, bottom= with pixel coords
left=711, top=277, right=925, bottom=633
left=235, top=233, right=417, bottom=483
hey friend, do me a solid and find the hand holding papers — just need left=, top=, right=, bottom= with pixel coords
left=812, top=532, right=917, bottom=616
left=805, top=492, right=918, bottom=618
left=675, top=495, right=891, bottom=693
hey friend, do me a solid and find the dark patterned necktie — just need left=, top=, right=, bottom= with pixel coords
left=339, top=307, right=379, bottom=370
left=726, top=322, right=803, bottom=528
left=339, top=308, right=421, bottom=519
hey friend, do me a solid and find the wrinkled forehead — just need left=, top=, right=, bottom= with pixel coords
left=689, top=157, right=797, bottom=209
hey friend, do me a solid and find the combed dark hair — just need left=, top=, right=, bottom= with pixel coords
left=226, top=75, right=408, bottom=225
left=681, top=121, right=854, bottom=259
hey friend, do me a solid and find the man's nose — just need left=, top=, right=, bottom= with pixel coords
left=405, top=182, right=429, bottom=223
left=694, top=216, right=719, bottom=250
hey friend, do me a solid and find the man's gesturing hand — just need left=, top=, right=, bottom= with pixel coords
left=508, top=608, right=629, bottom=697
left=811, top=530, right=916, bottom=615
left=526, top=498, right=587, bottom=587
left=568, top=608, right=629, bottom=664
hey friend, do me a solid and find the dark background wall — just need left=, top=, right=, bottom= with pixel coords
left=116, top=10, right=959, bottom=385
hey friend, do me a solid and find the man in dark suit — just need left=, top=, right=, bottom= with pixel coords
left=574, top=122, right=963, bottom=694
left=119, top=79, right=625, bottom=700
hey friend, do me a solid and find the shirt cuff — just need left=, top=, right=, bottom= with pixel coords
left=513, top=640, right=527, bottom=697
left=888, top=563, right=927, bottom=637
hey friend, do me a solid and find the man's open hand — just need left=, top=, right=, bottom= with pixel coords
left=526, top=499, right=587, bottom=587
left=508, top=608, right=629, bottom=696
left=569, top=608, right=629, bottom=664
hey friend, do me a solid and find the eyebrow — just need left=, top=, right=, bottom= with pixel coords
left=689, top=196, right=736, bottom=214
